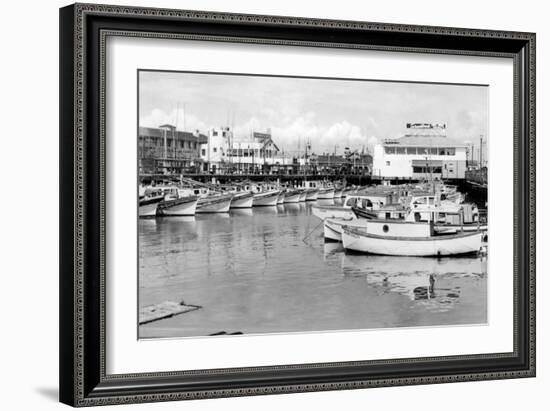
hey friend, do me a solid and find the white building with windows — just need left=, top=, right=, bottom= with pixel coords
left=200, top=128, right=283, bottom=173
left=372, top=123, right=468, bottom=180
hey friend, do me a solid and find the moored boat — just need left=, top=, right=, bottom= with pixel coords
left=317, top=187, right=335, bottom=199
left=298, top=190, right=307, bottom=202
left=139, top=195, right=164, bottom=217
left=196, top=193, right=233, bottom=213
left=230, top=192, right=254, bottom=209
left=341, top=221, right=484, bottom=256
left=253, top=190, right=280, bottom=207
left=157, top=195, right=198, bottom=216
left=276, top=191, right=285, bottom=204
left=305, top=188, right=319, bottom=201
left=283, top=189, right=301, bottom=203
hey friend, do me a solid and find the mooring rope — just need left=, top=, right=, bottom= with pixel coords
left=302, top=219, right=325, bottom=243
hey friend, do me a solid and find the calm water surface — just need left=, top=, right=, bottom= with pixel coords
left=139, top=200, right=487, bottom=338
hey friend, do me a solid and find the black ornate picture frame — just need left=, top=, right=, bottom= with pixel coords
left=59, top=3, right=535, bottom=407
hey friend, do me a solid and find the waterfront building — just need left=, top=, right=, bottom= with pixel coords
left=138, top=124, right=207, bottom=175
left=200, top=128, right=287, bottom=174
left=313, top=152, right=372, bottom=175
left=372, top=123, right=468, bottom=180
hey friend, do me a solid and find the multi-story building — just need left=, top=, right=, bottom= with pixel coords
left=372, top=123, right=468, bottom=180
left=138, top=124, right=207, bottom=175
left=200, top=128, right=284, bottom=174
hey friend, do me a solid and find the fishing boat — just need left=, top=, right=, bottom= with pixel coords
left=230, top=191, right=254, bottom=209
left=138, top=187, right=164, bottom=217
left=341, top=220, right=484, bottom=257
left=276, top=191, right=285, bottom=204
left=196, top=193, right=234, bottom=213
left=157, top=195, right=198, bottom=216
left=305, top=188, right=319, bottom=201
left=317, top=187, right=335, bottom=199
left=139, top=195, right=164, bottom=217
left=298, top=190, right=307, bottom=202
left=283, top=189, right=301, bottom=203
left=324, top=218, right=366, bottom=242
left=312, top=193, right=393, bottom=220
left=252, top=190, right=280, bottom=207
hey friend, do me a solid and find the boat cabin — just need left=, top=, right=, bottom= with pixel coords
left=363, top=220, right=433, bottom=238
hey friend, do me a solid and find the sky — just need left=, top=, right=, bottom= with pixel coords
left=139, top=71, right=488, bottom=156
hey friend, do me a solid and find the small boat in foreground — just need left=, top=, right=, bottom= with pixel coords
left=341, top=221, right=484, bottom=257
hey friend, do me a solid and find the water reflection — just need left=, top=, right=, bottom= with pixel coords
left=139, top=201, right=487, bottom=338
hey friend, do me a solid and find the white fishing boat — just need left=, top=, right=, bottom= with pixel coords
left=196, top=193, right=234, bottom=213
left=157, top=195, right=198, bottom=216
left=138, top=187, right=164, bottom=217
left=252, top=190, right=280, bottom=207
left=230, top=192, right=254, bottom=209
left=139, top=195, right=163, bottom=217
left=283, top=189, right=301, bottom=203
left=317, top=187, right=335, bottom=199
left=341, top=221, right=484, bottom=257
left=324, top=217, right=366, bottom=242
left=312, top=193, right=392, bottom=220
left=305, top=188, right=319, bottom=201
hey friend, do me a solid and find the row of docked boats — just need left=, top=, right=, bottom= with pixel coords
left=138, top=180, right=350, bottom=218
left=313, top=182, right=488, bottom=257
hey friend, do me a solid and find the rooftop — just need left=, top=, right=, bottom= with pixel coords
left=139, top=126, right=208, bottom=144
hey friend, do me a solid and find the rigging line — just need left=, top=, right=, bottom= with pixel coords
left=302, top=218, right=324, bottom=244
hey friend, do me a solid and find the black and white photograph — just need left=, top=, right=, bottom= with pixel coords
left=137, top=71, right=489, bottom=339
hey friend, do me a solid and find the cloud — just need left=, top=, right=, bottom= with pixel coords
left=140, top=107, right=209, bottom=133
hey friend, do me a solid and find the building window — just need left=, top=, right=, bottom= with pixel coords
left=201, top=149, right=206, bottom=156
left=213, top=147, right=217, bottom=153
left=429, top=148, right=438, bottom=155
left=446, top=148, right=456, bottom=155
left=385, top=146, right=396, bottom=154
left=386, top=161, right=391, bottom=166
left=417, top=147, right=429, bottom=155
left=396, top=147, right=406, bottom=154
left=213, top=131, right=218, bottom=136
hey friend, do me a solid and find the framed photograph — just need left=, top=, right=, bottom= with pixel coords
left=59, top=3, right=535, bottom=407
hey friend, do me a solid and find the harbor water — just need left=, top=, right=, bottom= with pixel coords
left=139, top=200, right=487, bottom=338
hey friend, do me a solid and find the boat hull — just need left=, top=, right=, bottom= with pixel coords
left=342, top=229, right=484, bottom=257
left=298, top=191, right=307, bottom=202
left=138, top=196, right=163, bottom=218
left=317, top=188, right=335, bottom=199
left=276, top=192, right=285, bottom=204
left=157, top=196, right=198, bottom=216
left=196, top=195, right=233, bottom=213
left=283, top=191, right=301, bottom=203
left=305, top=189, right=318, bottom=201
left=230, top=193, right=254, bottom=209
left=324, top=218, right=363, bottom=242
left=253, top=191, right=279, bottom=207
